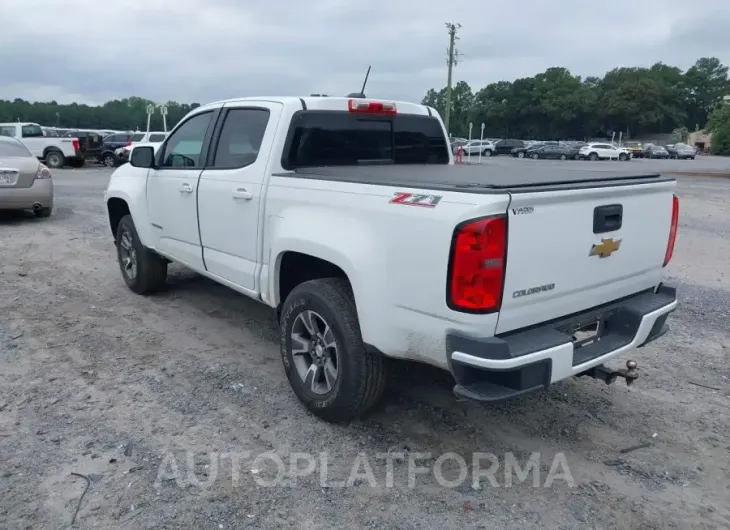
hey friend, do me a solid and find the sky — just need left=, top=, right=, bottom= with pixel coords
left=0, top=0, right=728, bottom=106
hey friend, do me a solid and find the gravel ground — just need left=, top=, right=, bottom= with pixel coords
left=1, top=161, right=729, bottom=530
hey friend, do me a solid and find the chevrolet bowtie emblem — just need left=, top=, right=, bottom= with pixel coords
left=590, top=238, right=622, bottom=258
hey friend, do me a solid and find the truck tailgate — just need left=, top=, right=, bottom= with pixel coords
left=496, top=179, right=676, bottom=334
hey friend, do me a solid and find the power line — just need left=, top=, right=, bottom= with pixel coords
left=444, top=22, right=461, bottom=135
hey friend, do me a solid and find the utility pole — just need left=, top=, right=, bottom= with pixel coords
left=444, top=22, right=461, bottom=135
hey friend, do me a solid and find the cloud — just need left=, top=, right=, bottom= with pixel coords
left=0, top=0, right=728, bottom=105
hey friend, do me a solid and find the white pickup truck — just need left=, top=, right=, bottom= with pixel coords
left=0, top=122, right=84, bottom=168
left=103, top=96, right=679, bottom=422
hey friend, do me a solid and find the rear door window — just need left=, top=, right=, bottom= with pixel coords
left=21, top=124, right=44, bottom=138
left=148, top=133, right=167, bottom=143
left=130, top=133, right=145, bottom=142
left=283, top=111, right=449, bottom=168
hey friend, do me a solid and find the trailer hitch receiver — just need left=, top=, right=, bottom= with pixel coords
left=582, top=360, right=639, bottom=386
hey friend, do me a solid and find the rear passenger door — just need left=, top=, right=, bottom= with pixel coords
left=197, top=101, right=283, bottom=292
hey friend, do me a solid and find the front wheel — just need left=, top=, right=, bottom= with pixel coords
left=280, top=278, right=387, bottom=423
left=618, top=153, right=627, bottom=161
left=589, top=152, right=598, bottom=161
left=559, top=154, right=567, bottom=160
left=102, top=154, right=118, bottom=167
left=482, top=149, right=492, bottom=157
left=517, top=151, right=525, bottom=158
left=116, top=215, right=167, bottom=294
left=530, top=152, right=539, bottom=160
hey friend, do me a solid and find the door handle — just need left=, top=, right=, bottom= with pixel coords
left=179, top=183, right=193, bottom=194
left=232, top=188, right=253, bottom=200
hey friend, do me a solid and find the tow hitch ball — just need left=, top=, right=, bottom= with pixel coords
left=584, top=360, right=639, bottom=386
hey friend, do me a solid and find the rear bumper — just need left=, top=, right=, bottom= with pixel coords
left=446, top=284, right=677, bottom=403
left=0, top=179, right=54, bottom=210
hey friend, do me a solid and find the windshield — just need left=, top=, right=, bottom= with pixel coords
left=283, top=112, right=449, bottom=168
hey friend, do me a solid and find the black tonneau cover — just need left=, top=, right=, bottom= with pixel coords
left=275, top=164, right=672, bottom=194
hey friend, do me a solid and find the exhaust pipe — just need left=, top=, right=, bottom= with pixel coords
left=32, top=203, right=42, bottom=211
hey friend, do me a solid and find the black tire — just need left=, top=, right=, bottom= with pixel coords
left=517, top=151, right=525, bottom=158
left=44, top=150, right=64, bottom=169
left=559, top=154, right=567, bottom=160
left=35, top=207, right=52, bottom=218
left=102, top=153, right=117, bottom=167
left=115, top=215, right=167, bottom=294
left=482, top=149, right=492, bottom=157
left=530, top=152, right=539, bottom=160
left=589, top=152, right=598, bottom=161
left=280, top=278, right=387, bottom=423
left=619, top=153, right=627, bottom=161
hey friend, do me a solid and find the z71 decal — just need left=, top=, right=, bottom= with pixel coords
left=389, top=192, right=443, bottom=208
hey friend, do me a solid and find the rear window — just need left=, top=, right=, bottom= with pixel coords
left=282, top=111, right=449, bottom=169
left=0, top=139, right=32, bottom=157
left=130, top=133, right=145, bottom=142
left=147, top=133, right=166, bottom=142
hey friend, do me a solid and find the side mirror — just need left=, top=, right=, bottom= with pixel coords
left=130, top=146, right=155, bottom=168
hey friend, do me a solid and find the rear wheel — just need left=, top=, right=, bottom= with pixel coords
left=116, top=215, right=167, bottom=294
left=280, top=278, right=387, bottom=422
left=517, top=151, right=525, bottom=158
left=530, top=152, right=539, bottom=160
left=589, top=152, right=598, bottom=161
left=44, top=151, right=64, bottom=169
left=618, top=153, right=627, bottom=161
left=482, top=149, right=492, bottom=157
left=559, top=154, right=567, bottom=160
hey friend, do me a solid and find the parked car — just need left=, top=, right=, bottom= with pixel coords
left=526, top=143, right=580, bottom=160
left=493, top=139, right=526, bottom=155
left=104, top=95, right=679, bottom=422
left=462, top=139, right=495, bottom=157
left=665, top=143, right=696, bottom=160
left=100, top=133, right=135, bottom=167
left=64, top=130, right=104, bottom=165
left=579, top=143, right=629, bottom=161
left=624, top=141, right=644, bottom=159
left=0, top=122, right=83, bottom=168
left=512, top=142, right=546, bottom=158
left=644, top=144, right=670, bottom=159
left=0, top=135, right=53, bottom=217
left=114, top=132, right=168, bottom=164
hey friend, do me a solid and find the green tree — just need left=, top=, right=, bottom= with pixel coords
left=706, top=103, right=730, bottom=155
left=421, top=56, right=729, bottom=141
left=0, top=97, right=201, bottom=131
left=684, top=57, right=730, bottom=131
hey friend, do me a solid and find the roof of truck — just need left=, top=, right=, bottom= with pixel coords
left=278, top=163, right=673, bottom=194
left=196, top=96, right=434, bottom=116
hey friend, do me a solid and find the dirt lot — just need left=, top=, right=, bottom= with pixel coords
left=1, top=162, right=729, bottom=530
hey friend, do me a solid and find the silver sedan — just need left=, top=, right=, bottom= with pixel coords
left=0, top=136, right=53, bottom=217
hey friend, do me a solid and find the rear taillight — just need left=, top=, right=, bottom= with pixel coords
left=663, top=194, right=679, bottom=267
left=348, top=99, right=397, bottom=114
left=72, top=139, right=80, bottom=151
left=447, top=215, right=507, bottom=312
left=125, top=140, right=132, bottom=146
left=36, top=164, right=52, bottom=179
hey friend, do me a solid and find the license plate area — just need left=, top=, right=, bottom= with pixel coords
left=0, top=170, right=18, bottom=186
left=556, top=308, right=618, bottom=350
left=571, top=320, right=601, bottom=348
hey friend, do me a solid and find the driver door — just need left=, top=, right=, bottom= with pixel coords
left=145, top=107, right=222, bottom=270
